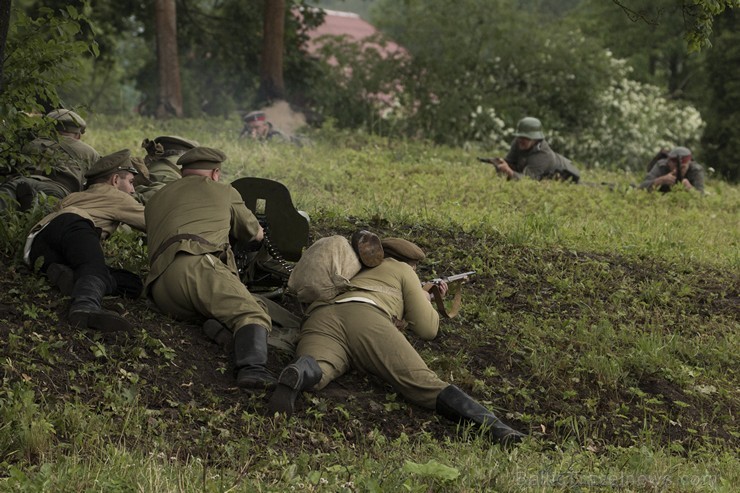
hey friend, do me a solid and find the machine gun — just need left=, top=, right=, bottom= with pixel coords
left=231, top=177, right=310, bottom=297
left=477, top=157, right=505, bottom=167
left=424, top=271, right=475, bottom=318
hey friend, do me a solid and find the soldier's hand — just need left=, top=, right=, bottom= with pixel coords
left=494, top=158, right=514, bottom=178
left=681, top=178, right=694, bottom=190
left=655, top=172, right=677, bottom=186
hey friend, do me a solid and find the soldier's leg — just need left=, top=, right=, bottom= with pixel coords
left=268, top=306, right=350, bottom=415
left=344, top=304, right=447, bottom=409
left=152, top=254, right=275, bottom=388
left=295, top=306, right=351, bottom=391
left=0, top=177, right=22, bottom=211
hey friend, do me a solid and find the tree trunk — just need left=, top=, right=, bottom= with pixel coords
left=0, top=0, right=11, bottom=95
left=154, top=0, right=183, bottom=118
left=258, top=0, right=286, bottom=103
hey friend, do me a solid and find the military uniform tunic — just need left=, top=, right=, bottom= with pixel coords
left=505, top=139, right=580, bottom=182
left=26, top=183, right=145, bottom=294
left=1, top=136, right=100, bottom=207
left=134, top=155, right=182, bottom=204
left=638, top=159, right=705, bottom=193
left=297, top=258, right=448, bottom=409
left=144, top=175, right=270, bottom=331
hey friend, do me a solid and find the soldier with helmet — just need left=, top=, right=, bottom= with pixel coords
left=135, top=135, right=200, bottom=204
left=23, top=149, right=146, bottom=332
left=0, top=109, right=101, bottom=211
left=639, top=146, right=705, bottom=193
left=144, top=147, right=277, bottom=390
left=268, top=236, right=525, bottom=447
left=488, top=116, right=580, bottom=183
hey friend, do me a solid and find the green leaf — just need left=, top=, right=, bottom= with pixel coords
left=402, top=459, right=460, bottom=481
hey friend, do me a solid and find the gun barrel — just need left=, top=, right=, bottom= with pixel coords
left=433, top=271, right=476, bottom=284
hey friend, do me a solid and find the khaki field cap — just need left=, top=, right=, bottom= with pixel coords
left=47, top=109, right=86, bottom=134
left=513, top=117, right=545, bottom=140
left=243, top=111, right=267, bottom=123
left=177, top=147, right=227, bottom=170
left=381, top=237, right=426, bottom=262
left=154, top=135, right=200, bottom=151
left=85, top=149, right=139, bottom=181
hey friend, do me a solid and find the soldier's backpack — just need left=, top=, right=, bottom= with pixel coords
left=286, top=236, right=362, bottom=304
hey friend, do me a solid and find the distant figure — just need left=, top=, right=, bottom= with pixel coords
left=486, top=117, right=580, bottom=183
left=135, top=135, right=200, bottom=204
left=639, top=146, right=705, bottom=193
left=239, top=111, right=287, bottom=141
left=0, top=109, right=100, bottom=212
left=23, top=150, right=145, bottom=332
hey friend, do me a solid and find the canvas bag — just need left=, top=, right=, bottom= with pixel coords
left=287, top=235, right=362, bottom=303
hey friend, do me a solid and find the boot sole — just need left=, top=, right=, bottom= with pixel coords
left=352, top=231, right=384, bottom=268
left=69, top=311, right=132, bottom=332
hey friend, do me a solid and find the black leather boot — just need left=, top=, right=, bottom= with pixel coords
left=68, top=275, right=131, bottom=332
left=435, top=385, right=525, bottom=447
left=267, top=355, right=323, bottom=416
left=233, top=324, right=277, bottom=389
left=47, top=263, right=75, bottom=296
left=203, top=319, right=233, bottom=350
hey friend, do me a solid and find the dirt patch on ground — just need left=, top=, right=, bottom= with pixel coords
left=1, top=224, right=737, bottom=459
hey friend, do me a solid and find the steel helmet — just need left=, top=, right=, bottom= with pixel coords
left=513, top=117, right=545, bottom=140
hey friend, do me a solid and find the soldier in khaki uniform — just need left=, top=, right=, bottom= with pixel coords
left=144, top=147, right=276, bottom=389
left=134, top=135, right=199, bottom=204
left=269, top=238, right=525, bottom=446
left=24, top=149, right=145, bottom=331
left=490, top=117, right=580, bottom=183
left=0, top=109, right=101, bottom=211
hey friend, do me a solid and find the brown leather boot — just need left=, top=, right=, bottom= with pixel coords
left=351, top=230, right=384, bottom=268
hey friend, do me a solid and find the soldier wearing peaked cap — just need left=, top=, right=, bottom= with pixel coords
left=239, top=110, right=287, bottom=142
left=268, top=234, right=526, bottom=447
left=0, top=109, right=100, bottom=212
left=23, top=149, right=146, bottom=333
left=639, top=146, right=705, bottom=193
left=487, top=117, right=580, bottom=183
left=144, top=146, right=277, bottom=390
left=135, top=135, right=200, bottom=204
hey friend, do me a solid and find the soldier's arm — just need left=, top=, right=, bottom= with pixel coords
left=229, top=186, right=263, bottom=242
left=401, top=264, right=440, bottom=341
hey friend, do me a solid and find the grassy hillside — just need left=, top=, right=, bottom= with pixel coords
left=0, top=115, right=737, bottom=492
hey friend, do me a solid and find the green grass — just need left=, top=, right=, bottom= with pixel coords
left=0, top=114, right=737, bottom=492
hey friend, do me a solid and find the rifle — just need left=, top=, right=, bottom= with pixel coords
left=477, top=157, right=504, bottom=166
left=429, top=271, right=475, bottom=285
left=675, top=155, right=683, bottom=184
left=424, top=271, right=475, bottom=318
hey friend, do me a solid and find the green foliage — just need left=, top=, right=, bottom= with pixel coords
left=701, top=9, right=740, bottom=182
left=0, top=5, right=96, bottom=175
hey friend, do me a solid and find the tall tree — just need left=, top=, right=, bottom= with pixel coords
left=154, top=0, right=182, bottom=117
left=258, top=0, right=286, bottom=103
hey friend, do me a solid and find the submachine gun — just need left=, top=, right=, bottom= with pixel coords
left=424, top=271, right=475, bottom=318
